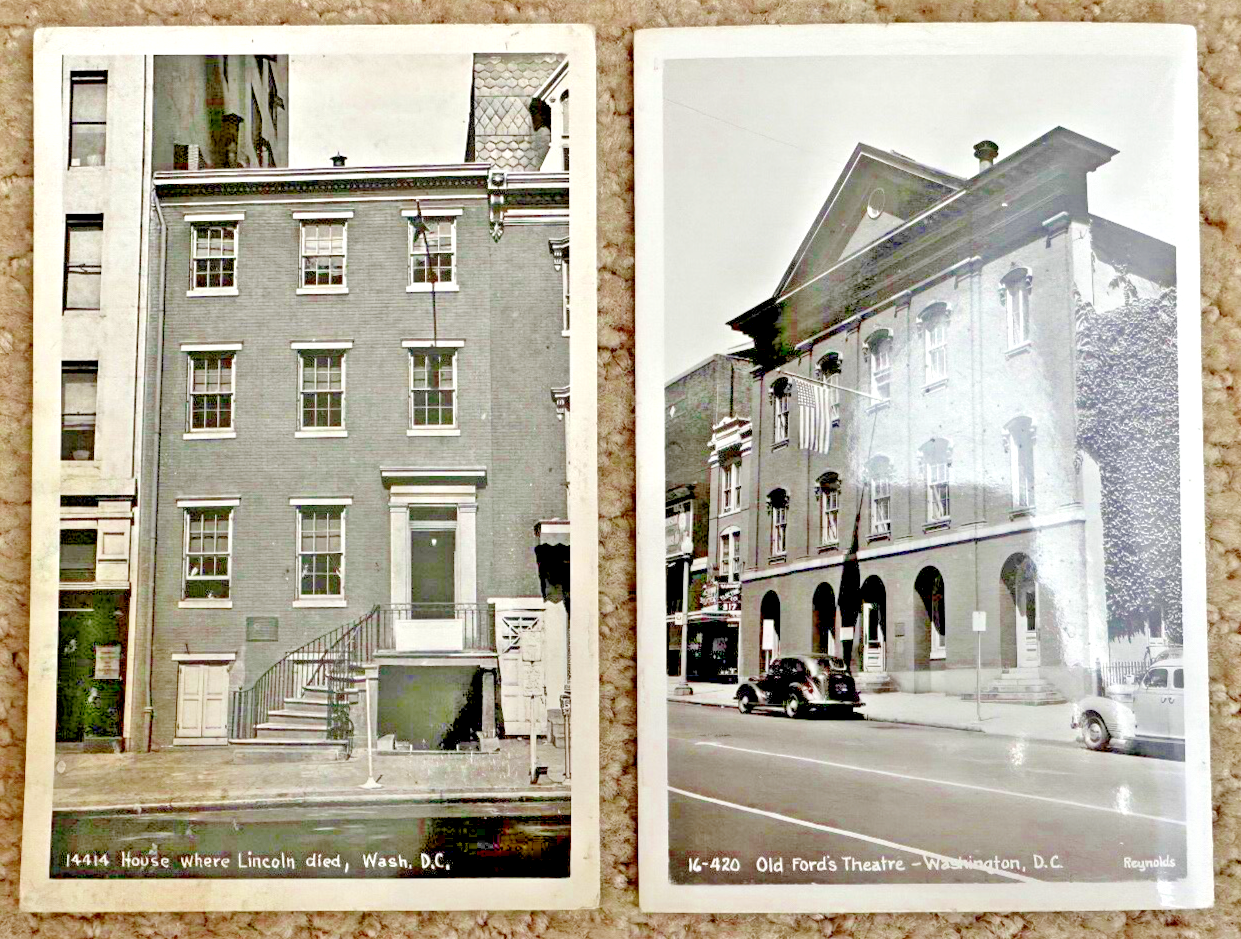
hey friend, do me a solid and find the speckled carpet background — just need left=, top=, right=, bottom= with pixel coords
left=0, top=1, right=1238, bottom=936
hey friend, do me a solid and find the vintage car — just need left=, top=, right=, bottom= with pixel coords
left=735, top=654, right=864, bottom=719
left=1071, top=655, right=1185, bottom=753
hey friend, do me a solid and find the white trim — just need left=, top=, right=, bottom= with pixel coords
left=171, top=194, right=488, bottom=209
left=180, top=342, right=243, bottom=352
left=170, top=652, right=236, bottom=663
left=407, top=428, right=462, bottom=437
left=184, top=212, right=246, bottom=223
left=381, top=467, right=487, bottom=481
left=291, top=340, right=353, bottom=350
left=288, top=497, right=353, bottom=506
left=176, top=498, right=240, bottom=508
left=178, top=598, right=233, bottom=609
left=296, top=285, right=349, bottom=296
left=401, top=207, right=463, bottom=217
left=401, top=338, right=464, bottom=348
left=155, top=164, right=490, bottom=186
left=186, top=287, right=239, bottom=298
left=292, top=210, right=354, bottom=219
left=183, top=431, right=237, bottom=441
left=295, top=429, right=348, bottom=439
left=295, top=502, right=346, bottom=602
left=406, top=283, right=460, bottom=294
left=172, top=737, right=229, bottom=747
left=292, top=598, right=348, bottom=609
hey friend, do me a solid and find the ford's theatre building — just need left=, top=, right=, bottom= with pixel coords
left=728, top=129, right=1175, bottom=703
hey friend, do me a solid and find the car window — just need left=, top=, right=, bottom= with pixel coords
left=787, top=659, right=807, bottom=677
left=1144, top=668, right=1169, bottom=688
left=1174, top=669, right=1184, bottom=689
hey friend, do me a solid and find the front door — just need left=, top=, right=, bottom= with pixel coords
left=863, top=603, right=885, bottom=673
left=1015, top=582, right=1041, bottom=668
left=176, top=664, right=228, bottom=740
left=411, top=530, right=455, bottom=612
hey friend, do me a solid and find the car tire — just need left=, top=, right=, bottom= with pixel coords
left=783, top=692, right=804, bottom=719
left=1082, top=713, right=1111, bottom=751
left=737, top=691, right=756, bottom=715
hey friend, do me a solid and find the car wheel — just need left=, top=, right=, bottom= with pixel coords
left=1082, top=713, right=1111, bottom=751
left=737, top=691, right=756, bottom=715
left=784, top=692, right=804, bottom=719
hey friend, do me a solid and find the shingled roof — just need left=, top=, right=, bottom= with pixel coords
left=466, top=53, right=567, bottom=170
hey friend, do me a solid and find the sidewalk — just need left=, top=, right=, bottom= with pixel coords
left=667, top=678, right=1079, bottom=746
left=52, top=737, right=570, bottom=813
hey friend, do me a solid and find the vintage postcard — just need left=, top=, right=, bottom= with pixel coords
left=22, top=24, right=599, bottom=912
left=636, top=24, right=1209, bottom=912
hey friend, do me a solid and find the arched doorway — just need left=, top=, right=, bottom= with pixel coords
left=860, top=575, right=887, bottom=673
left=760, top=591, right=781, bottom=672
left=812, top=583, right=837, bottom=657
left=1001, top=553, right=1039, bottom=669
left=914, top=567, right=946, bottom=668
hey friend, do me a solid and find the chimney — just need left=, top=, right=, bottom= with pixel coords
left=331, top=153, right=347, bottom=167
left=973, top=140, right=999, bottom=172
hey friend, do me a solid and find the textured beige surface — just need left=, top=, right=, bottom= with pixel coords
left=1, top=1, right=1239, bottom=935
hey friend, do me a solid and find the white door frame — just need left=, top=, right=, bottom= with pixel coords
left=1015, top=579, right=1041, bottom=669
left=388, top=485, right=479, bottom=606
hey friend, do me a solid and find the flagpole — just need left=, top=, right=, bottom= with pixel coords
left=412, top=199, right=439, bottom=347
left=772, top=367, right=884, bottom=402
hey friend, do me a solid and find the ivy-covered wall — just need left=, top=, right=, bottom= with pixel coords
left=1075, top=286, right=1181, bottom=643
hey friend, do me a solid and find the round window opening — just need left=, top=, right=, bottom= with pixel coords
left=866, top=187, right=886, bottom=219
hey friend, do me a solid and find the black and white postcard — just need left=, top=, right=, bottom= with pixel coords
left=635, top=23, right=1210, bottom=912
left=23, top=23, right=598, bottom=912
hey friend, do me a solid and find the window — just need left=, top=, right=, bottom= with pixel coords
left=190, top=222, right=238, bottom=292
left=1002, top=268, right=1032, bottom=349
left=818, top=473, right=840, bottom=547
left=61, top=362, right=97, bottom=460
left=867, top=332, right=892, bottom=401
left=183, top=507, right=232, bottom=600
left=922, top=305, right=948, bottom=384
left=187, top=352, right=235, bottom=433
left=868, top=456, right=892, bottom=537
left=68, top=72, right=107, bottom=167
left=1005, top=417, right=1036, bottom=511
left=719, top=528, right=741, bottom=582
left=1144, top=668, right=1169, bottom=689
left=298, top=350, right=345, bottom=431
left=409, top=217, right=456, bottom=289
left=409, top=348, right=456, bottom=428
left=921, top=438, right=952, bottom=525
left=562, top=257, right=571, bottom=333
left=64, top=217, right=103, bottom=311
left=60, top=529, right=97, bottom=582
left=298, top=506, right=344, bottom=599
left=721, top=461, right=742, bottom=514
left=819, top=353, right=842, bottom=424
left=923, top=568, right=946, bottom=660
left=771, top=378, right=790, bottom=445
left=300, top=220, right=346, bottom=289
left=768, top=489, right=788, bottom=557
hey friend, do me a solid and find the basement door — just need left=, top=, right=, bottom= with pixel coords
left=175, top=663, right=229, bottom=740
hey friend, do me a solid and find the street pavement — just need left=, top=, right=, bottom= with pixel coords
left=667, top=702, right=1188, bottom=885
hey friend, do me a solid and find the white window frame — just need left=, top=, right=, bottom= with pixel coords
left=182, top=343, right=241, bottom=440
left=769, top=497, right=788, bottom=558
left=177, top=498, right=238, bottom=609
left=562, top=256, right=571, bottom=336
left=1007, top=420, right=1036, bottom=511
left=719, top=527, right=741, bottom=582
left=1003, top=270, right=1032, bottom=350
left=293, top=341, right=351, bottom=438
left=927, top=460, right=951, bottom=524
left=295, top=213, right=351, bottom=295
left=721, top=461, right=742, bottom=515
left=819, top=478, right=840, bottom=547
left=869, top=334, right=892, bottom=402
left=924, top=315, right=948, bottom=385
left=772, top=385, right=790, bottom=446
left=403, top=208, right=462, bottom=293
left=870, top=474, right=892, bottom=537
left=186, top=213, right=244, bottom=297
left=291, top=498, right=351, bottom=607
left=404, top=339, right=463, bottom=436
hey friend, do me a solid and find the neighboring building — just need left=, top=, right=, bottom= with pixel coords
left=465, top=53, right=567, bottom=171
left=701, top=415, right=752, bottom=679
left=727, top=128, right=1175, bottom=702
left=141, top=158, right=570, bottom=750
left=54, top=55, right=289, bottom=752
left=665, top=353, right=751, bottom=681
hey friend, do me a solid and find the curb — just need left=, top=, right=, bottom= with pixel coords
left=53, top=787, right=573, bottom=817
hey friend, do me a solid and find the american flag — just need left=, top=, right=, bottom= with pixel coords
left=790, top=374, right=833, bottom=455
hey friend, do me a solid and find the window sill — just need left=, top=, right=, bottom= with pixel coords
left=296, top=285, right=348, bottom=295
left=923, top=377, right=948, bottom=394
left=767, top=555, right=787, bottom=565
left=407, top=283, right=460, bottom=294
left=179, top=598, right=232, bottom=609
left=771, top=439, right=789, bottom=451
left=718, top=507, right=744, bottom=519
left=1010, top=505, right=1035, bottom=520
left=61, top=459, right=100, bottom=468
left=293, top=598, right=347, bottom=608
left=930, top=650, right=947, bottom=661
left=183, top=431, right=237, bottom=440
left=186, top=287, right=239, bottom=298
left=561, top=329, right=571, bottom=338
left=818, top=542, right=839, bottom=553
left=866, top=399, right=891, bottom=414
left=407, top=427, right=461, bottom=437
left=1005, top=342, right=1033, bottom=358
left=867, top=531, right=891, bottom=544
left=295, top=429, right=348, bottom=438
left=924, top=519, right=951, bottom=532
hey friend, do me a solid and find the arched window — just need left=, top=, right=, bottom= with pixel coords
left=770, top=377, right=790, bottom=445
left=818, top=351, right=842, bottom=424
left=916, top=567, right=947, bottom=660
left=718, top=526, right=741, bottom=582
left=867, top=456, right=892, bottom=537
left=1004, top=416, right=1036, bottom=511
left=817, top=472, right=840, bottom=547
left=1000, top=267, right=1033, bottom=349
left=918, top=302, right=950, bottom=385
left=864, top=329, right=893, bottom=401
left=767, top=488, right=788, bottom=557
left=919, top=438, right=952, bottom=526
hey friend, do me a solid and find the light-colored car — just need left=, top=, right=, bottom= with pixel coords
left=1071, top=656, right=1185, bottom=754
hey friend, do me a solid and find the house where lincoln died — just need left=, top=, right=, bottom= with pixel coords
left=725, top=128, right=1177, bottom=703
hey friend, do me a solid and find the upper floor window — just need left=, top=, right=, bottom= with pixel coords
left=768, top=488, right=788, bottom=558
left=719, top=527, right=741, bottom=582
left=771, top=378, right=790, bottom=445
left=1005, top=416, right=1036, bottom=511
left=560, top=90, right=570, bottom=170
left=1002, top=268, right=1033, bottom=349
left=408, top=347, right=457, bottom=430
left=183, top=505, right=233, bottom=602
left=818, top=472, right=840, bottom=547
left=68, top=72, right=107, bottom=167
left=297, top=348, right=346, bottom=433
left=818, top=352, right=842, bottom=425
left=297, top=504, right=345, bottom=600
left=562, top=257, right=571, bottom=333
left=408, top=214, right=457, bottom=291
left=721, top=460, right=742, bottom=514
left=865, top=330, right=893, bottom=402
left=189, top=219, right=240, bottom=295
left=921, top=438, right=952, bottom=526
left=61, top=362, right=97, bottom=461
left=920, top=303, right=949, bottom=385
left=186, top=350, right=236, bottom=436
left=64, top=216, right=103, bottom=311
left=299, top=220, right=347, bottom=290
left=868, top=455, right=892, bottom=537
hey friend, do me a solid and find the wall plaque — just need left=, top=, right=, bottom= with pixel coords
left=246, top=616, right=279, bottom=642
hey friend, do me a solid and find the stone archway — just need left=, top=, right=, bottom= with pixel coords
left=760, top=591, right=781, bottom=672
left=812, top=583, right=837, bottom=657
left=914, top=566, right=946, bottom=669
left=860, top=575, right=887, bottom=673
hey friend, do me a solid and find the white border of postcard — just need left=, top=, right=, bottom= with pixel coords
left=22, top=23, right=598, bottom=913
left=635, top=22, right=1209, bottom=913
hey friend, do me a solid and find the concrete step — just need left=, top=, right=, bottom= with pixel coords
left=282, top=697, right=332, bottom=716
left=226, top=739, right=350, bottom=761
left=266, top=709, right=332, bottom=728
left=301, top=685, right=361, bottom=704
left=255, top=723, right=331, bottom=741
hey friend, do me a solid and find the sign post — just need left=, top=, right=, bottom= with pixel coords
left=972, top=611, right=987, bottom=722
left=522, top=629, right=547, bottom=784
